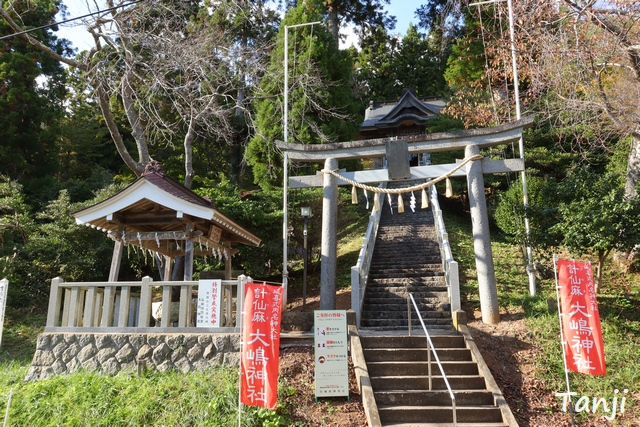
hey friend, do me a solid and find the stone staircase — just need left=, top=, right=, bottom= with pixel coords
left=361, top=334, right=508, bottom=426
left=357, top=183, right=512, bottom=426
left=360, top=187, right=451, bottom=330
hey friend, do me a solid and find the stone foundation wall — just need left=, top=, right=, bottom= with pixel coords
left=26, top=332, right=240, bottom=381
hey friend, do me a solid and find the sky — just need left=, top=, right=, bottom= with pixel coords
left=55, top=0, right=420, bottom=52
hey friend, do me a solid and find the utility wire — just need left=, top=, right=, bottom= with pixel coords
left=0, top=0, right=145, bottom=41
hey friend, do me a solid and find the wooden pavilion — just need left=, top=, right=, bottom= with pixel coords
left=73, top=160, right=260, bottom=283
left=44, top=160, right=262, bottom=330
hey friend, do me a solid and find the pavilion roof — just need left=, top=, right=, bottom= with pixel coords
left=72, top=162, right=261, bottom=257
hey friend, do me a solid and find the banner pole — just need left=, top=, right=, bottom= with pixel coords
left=237, top=286, right=245, bottom=427
left=553, top=257, right=576, bottom=427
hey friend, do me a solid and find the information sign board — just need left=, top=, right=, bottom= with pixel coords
left=197, top=279, right=222, bottom=327
left=314, top=310, right=349, bottom=398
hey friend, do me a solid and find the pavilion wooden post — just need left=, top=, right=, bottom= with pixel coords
left=180, top=223, right=194, bottom=327
left=102, top=233, right=124, bottom=327
left=224, top=242, right=232, bottom=280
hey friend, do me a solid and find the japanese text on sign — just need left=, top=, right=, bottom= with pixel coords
left=241, top=283, right=283, bottom=409
left=197, top=279, right=222, bottom=327
left=557, top=260, right=606, bottom=375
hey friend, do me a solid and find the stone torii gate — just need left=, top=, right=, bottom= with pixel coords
left=277, top=116, right=534, bottom=324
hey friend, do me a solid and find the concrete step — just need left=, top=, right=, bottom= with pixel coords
left=371, top=375, right=487, bottom=391
left=360, top=335, right=466, bottom=349
left=361, top=310, right=450, bottom=320
left=361, top=318, right=453, bottom=328
left=382, top=423, right=507, bottom=427
left=367, top=360, right=479, bottom=376
left=364, top=292, right=448, bottom=301
left=369, top=267, right=444, bottom=276
left=363, top=347, right=472, bottom=362
left=378, top=405, right=503, bottom=424
left=374, top=389, right=495, bottom=407
left=369, top=270, right=444, bottom=279
left=362, top=303, right=448, bottom=313
left=366, top=278, right=446, bottom=287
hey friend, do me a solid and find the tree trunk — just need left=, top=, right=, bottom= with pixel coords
left=625, top=134, right=640, bottom=199
left=325, top=0, right=340, bottom=46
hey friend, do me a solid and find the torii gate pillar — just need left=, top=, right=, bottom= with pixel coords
left=466, top=144, right=500, bottom=324
left=320, top=157, right=338, bottom=309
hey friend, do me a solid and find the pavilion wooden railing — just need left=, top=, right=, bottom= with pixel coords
left=429, top=186, right=461, bottom=313
left=45, top=275, right=252, bottom=333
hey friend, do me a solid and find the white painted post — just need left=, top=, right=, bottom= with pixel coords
left=351, top=265, right=360, bottom=328
left=138, top=276, right=153, bottom=327
left=118, top=285, right=131, bottom=328
left=449, top=261, right=461, bottom=312
left=46, top=277, right=63, bottom=327
left=0, top=279, right=8, bottom=347
left=68, top=286, right=81, bottom=327
left=161, top=284, right=172, bottom=328
left=83, top=286, right=96, bottom=327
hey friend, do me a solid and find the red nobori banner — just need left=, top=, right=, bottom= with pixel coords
left=240, top=282, right=283, bottom=409
left=557, top=259, right=606, bottom=375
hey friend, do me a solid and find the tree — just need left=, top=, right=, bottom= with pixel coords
left=1, top=0, right=274, bottom=188
left=446, top=1, right=640, bottom=199
left=315, top=0, right=395, bottom=46
left=552, top=168, right=640, bottom=291
left=247, top=3, right=360, bottom=189
left=395, top=23, right=447, bottom=97
left=0, top=0, right=70, bottom=182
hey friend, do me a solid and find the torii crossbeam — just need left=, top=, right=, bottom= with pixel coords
left=277, top=116, right=534, bottom=324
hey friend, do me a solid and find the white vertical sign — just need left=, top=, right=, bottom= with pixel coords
left=197, top=279, right=222, bottom=327
left=314, top=310, right=349, bottom=398
left=0, top=279, right=8, bottom=347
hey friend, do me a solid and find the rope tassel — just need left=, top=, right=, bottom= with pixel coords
left=397, top=194, right=404, bottom=213
left=374, top=193, right=380, bottom=211
left=445, top=178, right=453, bottom=198
left=351, top=185, right=358, bottom=204
left=422, top=188, right=429, bottom=209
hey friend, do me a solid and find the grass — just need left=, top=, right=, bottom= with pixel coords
left=444, top=204, right=640, bottom=425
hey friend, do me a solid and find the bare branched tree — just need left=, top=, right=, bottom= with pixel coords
left=453, top=0, right=640, bottom=197
left=1, top=0, right=275, bottom=188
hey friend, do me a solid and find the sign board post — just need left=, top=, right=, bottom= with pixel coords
left=314, top=310, right=349, bottom=399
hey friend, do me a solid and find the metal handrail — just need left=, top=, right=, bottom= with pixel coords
left=429, top=185, right=461, bottom=312
left=408, top=293, right=457, bottom=425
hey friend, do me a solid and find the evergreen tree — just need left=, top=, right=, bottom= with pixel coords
left=247, top=3, right=360, bottom=189
left=0, top=0, right=70, bottom=182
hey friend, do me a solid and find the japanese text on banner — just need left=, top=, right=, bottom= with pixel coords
left=241, top=283, right=283, bottom=409
left=557, top=259, right=606, bottom=375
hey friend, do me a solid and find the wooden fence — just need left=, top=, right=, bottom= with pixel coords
left=45, top=275, right=252, bottom=333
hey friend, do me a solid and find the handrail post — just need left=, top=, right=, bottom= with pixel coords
left=407, top=296, right=411, bottom=336
left=428, top=324, right=432, bottom=391
left=351, top=265, right=361, bottom=328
